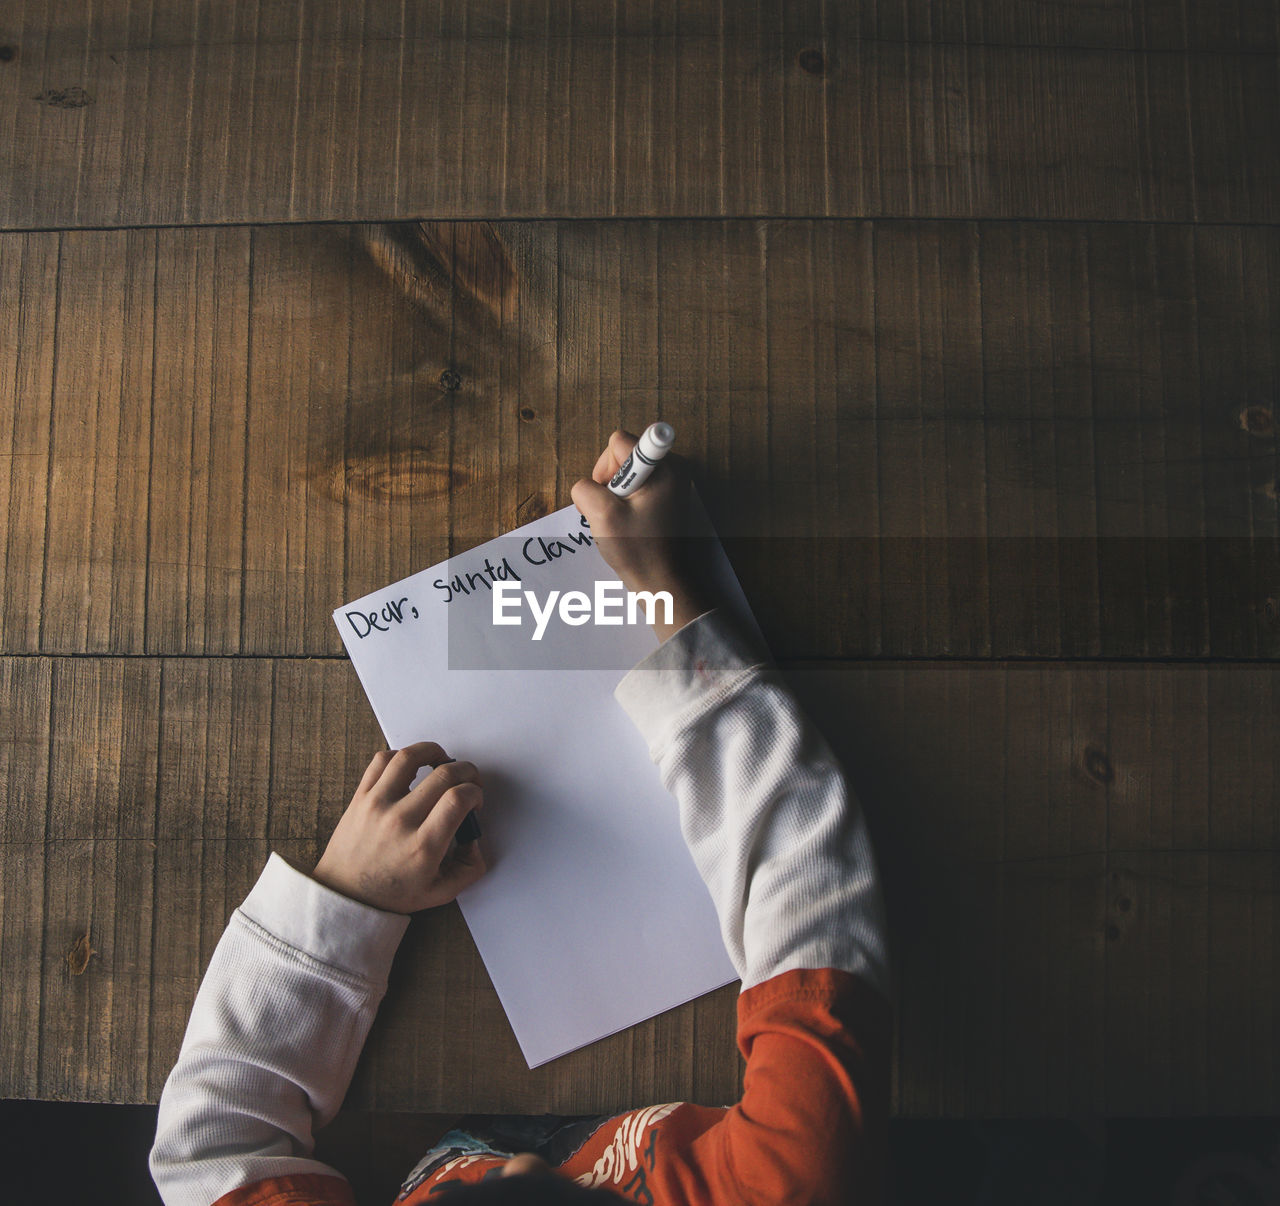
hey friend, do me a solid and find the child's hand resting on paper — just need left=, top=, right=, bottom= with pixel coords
left=571, top=429, right=714, bottom=643
left=313, top=741, right=486, bottom=914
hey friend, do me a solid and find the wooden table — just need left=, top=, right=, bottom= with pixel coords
left=2, top=1, right=1277, bottom=1117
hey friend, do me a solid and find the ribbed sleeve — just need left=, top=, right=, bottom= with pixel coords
left=149, top=853, right=410, bottom=1206
left=614, top=609, right=890, bottom=997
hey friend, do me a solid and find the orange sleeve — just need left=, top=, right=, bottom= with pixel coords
left=211, top=1173, right=357, bottom=1206
left=655, top=967, right=892, bottom=1206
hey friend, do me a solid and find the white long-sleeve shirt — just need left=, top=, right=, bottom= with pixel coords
left=151, top=608, right=892, bottom=1206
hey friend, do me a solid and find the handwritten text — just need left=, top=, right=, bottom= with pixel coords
left=345, top=596, right=419, bottom=640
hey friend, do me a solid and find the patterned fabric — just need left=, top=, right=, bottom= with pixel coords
left=398, top=1114, right=613, bottom=1197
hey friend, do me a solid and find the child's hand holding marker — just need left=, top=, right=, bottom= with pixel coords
left=571, top=425, right=714, bottom=644
left=312, top=741, right=487, bottom=914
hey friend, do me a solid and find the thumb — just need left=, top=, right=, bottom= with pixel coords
left=570, top=475, right=622, bottom=528
left=435, top=841, right=488, bottom=900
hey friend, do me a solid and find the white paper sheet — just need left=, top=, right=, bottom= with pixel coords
left=334, top=497, right=760, bottom=1067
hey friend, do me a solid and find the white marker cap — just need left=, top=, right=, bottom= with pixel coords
left=639, top=422, right=676, bottom=457
left=608, top=421, right=677, bottom=496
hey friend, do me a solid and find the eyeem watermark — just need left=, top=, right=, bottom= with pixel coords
left=493, top=580, right=673, bottom=640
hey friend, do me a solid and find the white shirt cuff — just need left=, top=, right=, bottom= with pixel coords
left=614, top=608, right=770, bottom=750
left=238, top=852, right=411, bottom=984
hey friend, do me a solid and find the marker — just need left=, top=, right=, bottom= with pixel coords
left=608, top=422, right=676, bottom=497
left=437, top=758, right=482, bottom=845
left=454, top=810, right=482, bottom=846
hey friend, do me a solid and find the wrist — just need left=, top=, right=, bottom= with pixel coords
left=606, top=554, right=715, bottom=642
left=650, top=583, right=713, bottom=644
left=244, top=853, right=410, bottom=977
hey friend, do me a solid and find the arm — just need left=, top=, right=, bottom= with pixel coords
left=151, top=745, right=487, bottom=1206
left=620, top=611, right=892, bottom=1205
left=149, top=855, right=404, bottom=1206
left=574, top=435, right=891, bottom=1204
left=572, top=432, right=890, bottom=995
left=613, top=608, right=890, bottom=996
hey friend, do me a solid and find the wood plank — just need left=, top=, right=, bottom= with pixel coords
left=36, top=230, right=154, bottom=655
left=7, top=0, right=1278, bottom=54
left=3, top=9, right=1278, bottom=227
left=860, top=0, right=1280, bottom=51
left=0, top=233, right=58, bottom=654
left=340, top=222, right=447, bottom=600
left=37, top=837, right=157, bottom=1101
left=244, top=225, right=346, bottom=655
left=153, top=657, right=272, bottom=840
left=442, top=221, right=525, bottom=547
left=35, top=659, right=158, bottom=1101
left=147, top=227, right=250, bottom=656
left=6, top=221, right=1275, bottom=659
left=0, top=658, right=51, bottom=1098
left=4, top=655, right=1278, bottom=1113
left=1195, top=227, right=1280, bottom=658
left=0, top=835, right=45, bottom=1097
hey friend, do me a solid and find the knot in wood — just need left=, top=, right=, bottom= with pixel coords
left=65, top=931, right=95, bottom=976
left=1239, top=405, right=1274, bottom=436
left=439, top=368, right=463, bottom=392
left=797, top=48, right=826, bottom=75
left=1084, top=745, right=1114, bottom=784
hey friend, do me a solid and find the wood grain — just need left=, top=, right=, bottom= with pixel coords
left=2, top=3, right=1278, bottom=227
left=0, top=658, right=51, bottom=1099
left=787, top=662, right=1280, bottom=1116
left=3, top=0, right=1279, bottom=1122
left=2, top=221, right=1276, bottom=661
left=4, top=655, right=1277, bottom=1113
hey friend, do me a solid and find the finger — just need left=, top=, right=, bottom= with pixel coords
left=591, top=445, right=616, bottom=484
left=358, top=749, right=395, bottom=795
left=402, top=760, right=482, bottom=827
left=375, top=741, right=450, bottom=801
left=610, top=429, right=639, bottom=457
left=435, top=841, right=488, bottom=899
left=417, top=780, right=484, bottom=861
left=570, top=475, right=619, bottom=524
left=599, top=425, right=640, bottom=481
